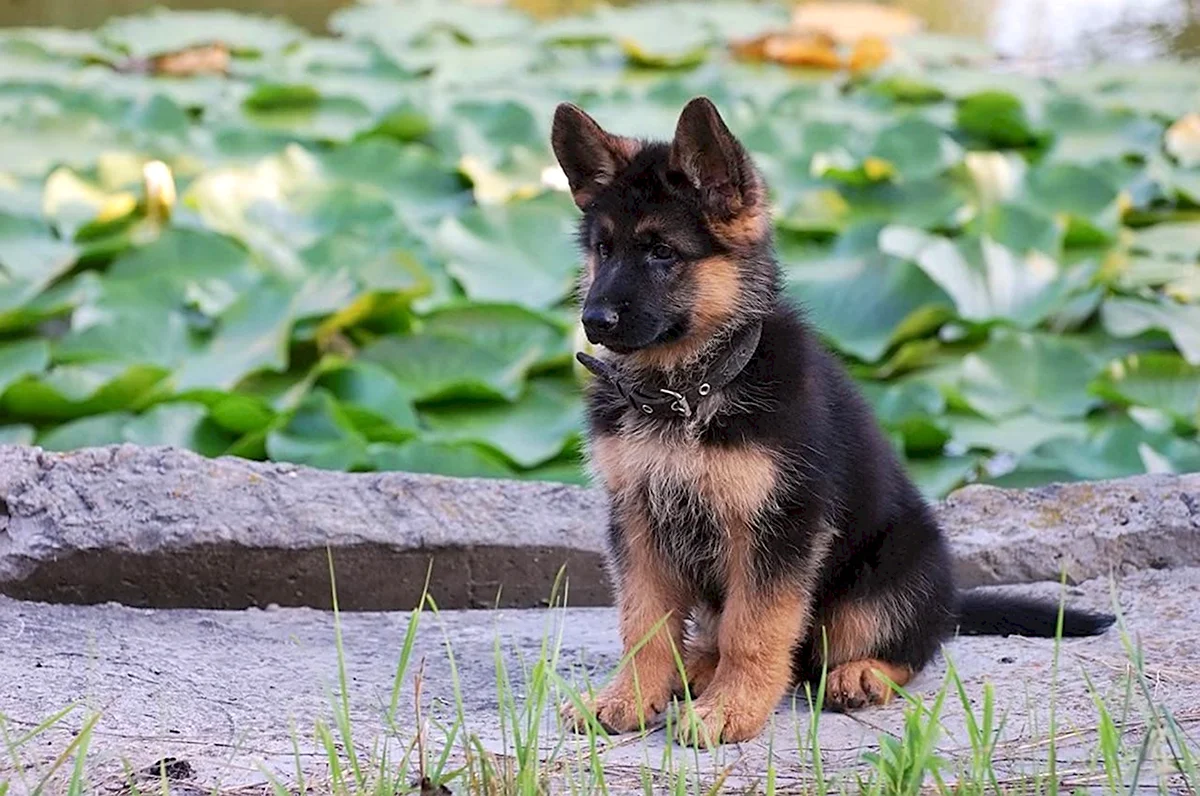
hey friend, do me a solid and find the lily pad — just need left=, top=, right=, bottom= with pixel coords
left=329, top=0, right=531, bottom=46
left=1092, top=352, right=1200, bottom=425
left=869, top=116, right=962, bottom=181
left=266, top=388, right=369, bottom=472
left=956, top=91, right=1044, bottom=149
left=367, top=440, right=514, bottom=479
left=904, top=454, right=978, bottom=500
left=957, top=330, right=1102, bottom=419
left=992, top=419, right=1200, bottom=486
left=360, top=332, right=532, bottom=403
left=420, top=303, right=571, bottom=370
left=100, top=9, right=306, bottom=58
left=314, top=360, right=420, bottom=441
left=173, top=280, right=295, bottom=392
left=436, top=192, right=579, bottom=310
left=840, top=177, right=969, bottom=231
left=318, top=138, right=470, bottom=224
left=55, top=281, right=197, bottom=369
left=860, top=379, right=950, bottom=455
left=123, top=402, right=233, bottom=456
left=2, top=363, right=167, bottom=422
left=786, top=246, right=952, bottom=362
left=1101, top=297, right=1200, bottom=365
left=0, top=213, right=80, bottom=317
left=0, top=424, right=34, bottom=444
left=0, top=338, right=49, bottom=395
left=1042, top=96, right=1163, bottom=164
left=948, top=412, right=1090, bottom=456
left=421, top=377, right=582, bottom=468
left=1131, top=222, right=1200, bottom=262
left=38, top=412, right=132, bottom=451
left=879, top=226, right=1071, bottom=327
left=1021, top=163, right=1121, bottom=245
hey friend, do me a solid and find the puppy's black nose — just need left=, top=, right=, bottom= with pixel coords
left=581, top=306, right=619, bottom=336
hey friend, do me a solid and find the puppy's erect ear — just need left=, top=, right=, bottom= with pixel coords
left=669, top=97, right=761, bottom=219
left=551, top=103, right=640, bottom=210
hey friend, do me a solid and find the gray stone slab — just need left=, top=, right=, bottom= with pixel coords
left=2, top=568, right=1198, bottom=794
left=0, top=444, right=608, bottom=610
left=939, top=475, right=1200, bottom=587
left=3, top=444, right=1199, bottom=612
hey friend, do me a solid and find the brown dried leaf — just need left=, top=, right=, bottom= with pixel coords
left=730, top=32, right=770, bottom=60
left=731, top=31, right=842, bottom=69
left=848, top=34, right=891, bottom=72
left=790, top=2, right=921, bottom=43
left=150, top=42, right=230, bottom=77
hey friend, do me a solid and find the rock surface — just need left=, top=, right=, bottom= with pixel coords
left=2, top=568, right=1198, bottom=794
left=2, top=444, right=1199, bottom=610
left=938, top=474, right=1200, bottom=586
left=0, top=444, right=608, bottom=609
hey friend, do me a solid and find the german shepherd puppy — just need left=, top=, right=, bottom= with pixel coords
left=551, top=97, right=1114, bottom=747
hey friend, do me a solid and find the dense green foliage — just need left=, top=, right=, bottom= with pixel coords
left=0, top=1, right=1197, bottom=497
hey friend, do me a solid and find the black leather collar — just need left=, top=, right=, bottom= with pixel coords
left=575, top=321, right=763, bottom=419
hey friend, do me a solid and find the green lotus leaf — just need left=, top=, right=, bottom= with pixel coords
left=436, top=193, right=579, bottom=310
left=420, top=377, right=582, bottom=468
left=266, top=388, right=369, bottom=472
left=367, top=440, right=515, bottom=479
left=957, top=330, right=1103, bottom=419
left=100, top=8, right=305, bottom=58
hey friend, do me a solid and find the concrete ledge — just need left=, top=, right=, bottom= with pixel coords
left=938, top=476, right=1200, bottom=586
left=1, top=444, right=1198, bottom=610
left=0, top=444, right=608, bottom=610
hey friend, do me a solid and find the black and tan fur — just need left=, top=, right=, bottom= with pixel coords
left=552, top=97, right=1114, bottom=747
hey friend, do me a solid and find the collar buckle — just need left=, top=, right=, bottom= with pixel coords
left=659, top=388, right=691, bottom=418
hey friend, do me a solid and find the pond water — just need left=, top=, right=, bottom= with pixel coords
left=0, top=0, right=1197, bottom=67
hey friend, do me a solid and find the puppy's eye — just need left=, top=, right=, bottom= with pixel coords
left=596, top=242, right=612, bottom=259
left=650, top=244, right=676, bottom=262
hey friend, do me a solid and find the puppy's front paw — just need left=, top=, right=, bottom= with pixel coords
left=675, top=687, right=773, bottom=747
left=563, top=679, right=667, bottom=734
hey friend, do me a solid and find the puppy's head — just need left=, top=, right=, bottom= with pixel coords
left=551, top=97, right=775, bottom=367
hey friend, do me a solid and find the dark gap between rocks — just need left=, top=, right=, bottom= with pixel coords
left=0, top=543, right=611, bottom=611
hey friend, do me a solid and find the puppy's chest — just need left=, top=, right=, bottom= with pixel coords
left=589, top=429, right=778, bottom=531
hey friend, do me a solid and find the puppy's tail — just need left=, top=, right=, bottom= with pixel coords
left=954, top=590, right=1115, bottom=638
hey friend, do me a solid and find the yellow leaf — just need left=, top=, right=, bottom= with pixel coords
left=43, top=168, right=139, bottom=233
left=97, top=193, right=138, bottom=224
left=1165, top=112, right=1200, bottom=168
left=848, top=34, right=891, bottom=72
left=618, top=37, right=708, bottom=69
left=316, top=293, right=376, bottom=351
left=863, top=156, right=896, bottom=181
left=459, top=155, right=544, bottom=204
left=142, top=160, right=176, bottom=225
left=791, top=2, right=922, bottom=43
left=732, top=31, right=841, bottom=69
left=1116, top=189, right=1133, bottom=217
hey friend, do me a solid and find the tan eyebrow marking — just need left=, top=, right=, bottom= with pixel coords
left=592, top=215, right=615, bottom=238
left=634, top=217, right=666, bottom=237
